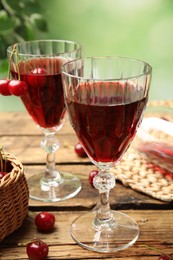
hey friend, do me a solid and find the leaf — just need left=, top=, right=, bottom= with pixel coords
left=1, top=0, right=28, bottom=15
left=0, top=0, right=47, bottom=59
left=0, top=10, right=16, bottom=35
left=23, top=21, right=35, bottom=40
left=2, top=0, right=42, bottom=16
left=1, top=0, right=16, bottom=15
left=13, top=32, right=25, bottom=43
left=0, top=37, right=7, bottom=59
left=0, top=59, right=8, bottom=74
left=30, top=13, right=47, bottom=31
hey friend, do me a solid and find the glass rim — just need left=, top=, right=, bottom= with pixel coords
left=62, top=56, right=152, bottom=81
left=7, top=39, right=82, bottom=57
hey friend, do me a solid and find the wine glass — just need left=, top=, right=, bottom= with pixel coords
left=7, top=40, right=82, bottom=202
left=62, top=57, right=152, bottom=252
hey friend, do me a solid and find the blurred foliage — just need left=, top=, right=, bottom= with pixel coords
left=41, top=0, right=173, bottom=101
left=0, top=0, right=47, bottom=60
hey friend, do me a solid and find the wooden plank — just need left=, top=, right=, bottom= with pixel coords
left=0, top=210, right=172, bottom=259
left=24, top=165, right=171, bottom=209
left=0, top=135, right=86, bottom=164
left=0, top=110, right=172, bottom=260
left=0, top=112, right=74, bottom=135
left=0, top=112, right=84, bottom=164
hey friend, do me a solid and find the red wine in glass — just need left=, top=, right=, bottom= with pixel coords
left=7, top=40, right=82, bottom=202
left=66, top=82, right=147, bottom=164
left=11, top=57, right=66, bottom=129
left=62, top=56, right=152, bottom=252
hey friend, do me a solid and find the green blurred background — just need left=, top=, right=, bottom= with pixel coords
left=0, top=0, right=173, bottom=111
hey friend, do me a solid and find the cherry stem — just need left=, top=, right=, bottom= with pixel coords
left=8, top=44, right=20, bottom=81
left=8, top=45, right=16, bottom=80
left=18, top=239, right=44, bottom=247
left=15, top=45, right=21, bottom=81
left=139, top=244, right=171, bottom=259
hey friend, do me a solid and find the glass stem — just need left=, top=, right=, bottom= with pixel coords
left=45, top=151, right=60, bottom=180
left=40, top=130, right=61, bottom=184
left=93, top=168, right=116, bottom=229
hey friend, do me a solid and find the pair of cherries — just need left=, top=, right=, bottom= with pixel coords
left=26, top=211, right=55, bottom=260
left=0, top=79, right=28, bottom=96
left=74, top=142, right=99, bottom=187
left=0, top=68, right=46, bottom=97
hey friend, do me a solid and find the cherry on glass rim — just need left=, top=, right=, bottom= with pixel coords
left=8, top=80, right=28, bottom=96
left=35, top=211, right=55, bottom=232
left=26, top=239, right=48, bottom=260
left=0, top=79, right=12, bottom=96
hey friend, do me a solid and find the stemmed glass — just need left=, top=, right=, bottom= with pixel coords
left=62, top=57, right=152, bottom=252
left=7, top=40, right=82, bottom=202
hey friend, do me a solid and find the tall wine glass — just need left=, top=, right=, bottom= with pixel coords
left=7, top=40, right=82, bottom=202
left=62, top=57, right=152, bottom=252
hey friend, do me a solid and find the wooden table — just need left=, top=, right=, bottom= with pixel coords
left=0, top=111, right=173, bottom=259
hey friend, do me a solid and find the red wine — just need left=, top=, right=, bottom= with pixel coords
left=10, top=57, right=66, bottom=128
left=66, top=82, right=147, bottom=164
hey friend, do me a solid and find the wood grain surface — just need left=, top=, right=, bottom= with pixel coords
left=0, top=111, right=172, bottom=259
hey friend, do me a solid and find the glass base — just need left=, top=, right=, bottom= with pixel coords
left=71, top=210, right=139, bottom=253
left=27, top=171, right=81, bottom=202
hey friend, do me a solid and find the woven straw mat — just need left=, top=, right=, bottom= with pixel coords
left=110, top=100, right=173, bottom=202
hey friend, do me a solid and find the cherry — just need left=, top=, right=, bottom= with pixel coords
left=74, top=142, right=87, bottom=158
left=0, top=79, right=12, bottom=96
left=27, top=67, right=47, bottom=88
left=8, top=80, right=28, bottom=96
left=0, top=172, right=7, bottom=179
left=26, top=239, right=48, bottom=260
left=31, top=68, right=47, bottom=75
left=89, top=170, right=99, bottom=188
left=35, top=212, right=55, bottom=232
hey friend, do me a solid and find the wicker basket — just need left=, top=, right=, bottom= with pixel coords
left=0, top=153, right=29, bottom=242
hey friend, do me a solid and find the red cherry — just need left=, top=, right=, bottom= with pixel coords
left=26, top=239, right=48, bottom=260
left=74, top=142, right=87, bottom=158
left=35, top=212, right=55, bottom=232
left=89, top=170, right=99, bottom=188
left=0, top=172, right=7, bottom=179
left=158, top=254, right=170, bottom=260
left=27, top=67, right=47, bottom=88
left=8, top=80, right=28, bottom=96
left=0, top=79, right=12, bottom=96
left=31, top=68, right=47, bottom=75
